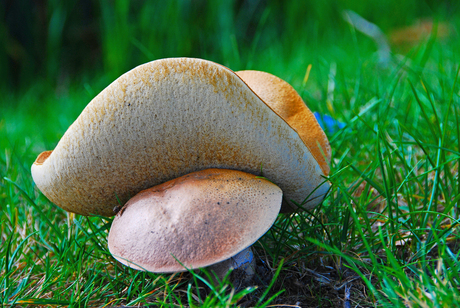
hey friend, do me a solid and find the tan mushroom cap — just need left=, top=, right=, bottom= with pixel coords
left=108, top=169, right=282, bottom=273
left=236, top=70, right=331, bottom=176
left=31, top=58, right=329, bottom=216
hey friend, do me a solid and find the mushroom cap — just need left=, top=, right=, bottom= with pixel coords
left=235, top=70, right=331, bottom=176
left=108, top=169, right=282, bottom=273
left=31, top=58, right=329, bottom=216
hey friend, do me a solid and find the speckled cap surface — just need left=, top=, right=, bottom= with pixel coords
left=32, top=58, right=329, bottom=216
left=108, top=169, right=282, bottom=272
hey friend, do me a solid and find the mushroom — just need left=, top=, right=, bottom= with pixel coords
left=31, top=58, right=329, bottom=216
left=108, top=168, right=282, bottom=284
left=31, top=58, right=330, bottom=284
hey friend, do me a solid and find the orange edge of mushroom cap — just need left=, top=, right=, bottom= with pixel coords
left=235, top=70, right=331, bottom=176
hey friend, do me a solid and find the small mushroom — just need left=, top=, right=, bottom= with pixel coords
left=108, top=169, right=281, bottom=283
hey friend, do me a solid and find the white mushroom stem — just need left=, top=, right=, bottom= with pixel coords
left=206, top=246, right=255, bottom=286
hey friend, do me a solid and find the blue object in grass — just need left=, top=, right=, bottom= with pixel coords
left=313, top=112, right=346, bottom=134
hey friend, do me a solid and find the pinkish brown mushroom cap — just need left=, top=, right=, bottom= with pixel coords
left=108, top=169, right=282, bottom=272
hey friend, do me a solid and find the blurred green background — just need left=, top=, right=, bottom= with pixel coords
left=1, top=0, right=459, bottom=151
left=2, top=0, right=458, bottom=91
left=0, top=0, right=457, bottom=156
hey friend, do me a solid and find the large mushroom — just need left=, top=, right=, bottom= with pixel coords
left=31, top=58, right=330, bottom=283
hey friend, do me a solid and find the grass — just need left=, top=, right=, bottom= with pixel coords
left=1, top=1, right=460, bottom=307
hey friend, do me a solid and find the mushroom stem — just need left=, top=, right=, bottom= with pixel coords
left=206, top=246, right=255, bottom=287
